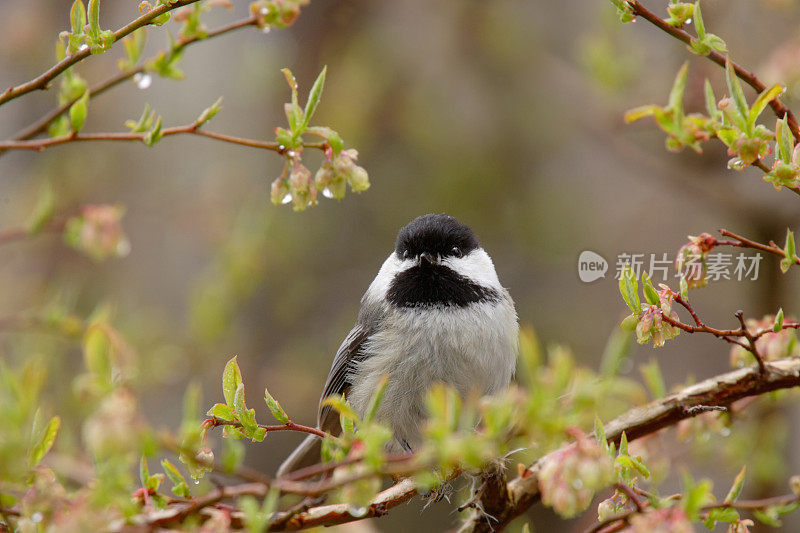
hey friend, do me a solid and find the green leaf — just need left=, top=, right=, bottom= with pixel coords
left=70, top=0, right=87, bottom=36
left=196, top=97, right=223, bottom=127
left=616, top=454, right=650, bottom=478
left=724, top=466, right=746, bottom=503
left=83, top=323, right=112, bottom=384
left=120, top=28, right=146, bottom=70
left=623, top=105, right=659, bottom=124
left=207, top=403, right=234, bottom=420
left=704, top=507, right=740, bottom=528
left=264, top=386, right=289, bottom=424
left=125, top=103, right=155, bottom=133
left=140, top=456, right=150, bottom=487
left=682, top=472, right=713, bottom=519
left=233, top=383, right=255, bottom=431
left=640, top=358, right=666, bottom=399
left=69, top=89, right=89, bottom=133
left=704, top=79, right=720, bottom=121
left=28, top=415, right=60, bottom=467
left=222, top=356, right=242, bottom=407
left=161, top=459, right=190, bottom=498
left=281, top=68, right=302, bottom=132
left=363, top=374, right=388, bottom=424
left=619, top=431, right=628, bottom=456
left=594, top=416, right=608, bottom=450
left=679, top=275, right=689, bottom=300
left=302, top=66, right=326, bottom=129
left=781, top=229, right=796, bottom=273
left=748, top=84, right=783, bottom=134
left=26, top=182, right=56, bottom=234
left=321, top=394, right=360, bottom=423
left=725, top=59, right=749, bottom=131
left=692, top=1, right=706, bottom=39
left=667, top=62, right=689, bottom=120
left=774, top=309, right=784, bottom=332
left=87, top=0, right=101, bottom=40
left=143, top=115, right=162, bottom=146
left=776, top=117, right=794, bottom=163
left=600, top=327, right=633, bottom=375
left=618, top=265, right=641, bottom=314
left=641, top=272, right=660, bottom=306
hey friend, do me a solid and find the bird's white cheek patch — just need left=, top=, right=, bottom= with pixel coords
left=443, top=249, right=502, bottom=289
left=364, top=252, right=415, bottom=302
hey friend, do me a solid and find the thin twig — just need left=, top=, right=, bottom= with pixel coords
left=718, top=228, right=800, bottom=267
left=0, top=123, right=326, bottom=153
left=0, top=0, right=201, bottom=107
left=626, top=0, right=800, bottom=143
left=3, top=15, right=259, bottom=150
left=204, top=417, right=331, bottom=439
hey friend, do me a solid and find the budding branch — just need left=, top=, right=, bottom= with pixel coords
left=625, top=0, right=800, bottom=143
left=0, top=0, right=202, bottom=107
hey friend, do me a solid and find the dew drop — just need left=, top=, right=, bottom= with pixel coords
left=287, top=150, right=297, bottom=158
left=281, top=193, right=292, bottom=204
left=348, top=506, right=368, bottom=517
left=134, top=73, right=152, bottom=90
left=278, top=145, right=286, bottom=151
left=322, top=187, right=334, bottom=199
left=260, top=6, right=271, bottom=15
left=194, top=479, right=200, bottom=485
left=79, top=44, right=89, bottom=51
left=261, top=26, right=271, bottom=34
left=686, top=18, right=692, bottom=24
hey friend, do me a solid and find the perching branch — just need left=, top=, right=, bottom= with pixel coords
left=0, top=0, right=201, bottom=107
left=625, top=0, right=800, bottom=143
left=116, top=358, right=800, bottom=532
left=458, top=358, right=800, bottom=532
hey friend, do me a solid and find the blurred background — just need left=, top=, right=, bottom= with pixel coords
left=2, top=0, right=800, bottom=530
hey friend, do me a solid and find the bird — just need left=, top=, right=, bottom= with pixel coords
left=277, top=213, right=518, bottom=477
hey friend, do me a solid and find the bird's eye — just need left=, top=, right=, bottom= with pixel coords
left=451, top=246, right=463, bottom=258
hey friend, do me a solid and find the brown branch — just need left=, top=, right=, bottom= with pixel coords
left=0, top=0, right=201, bottom=107
left=718, top=228, right=800, bottom=268
left=458, top=358, right=800, bottom=532
left=0, top=123, right=325, bottom=153
left=2, top=15, right=259, bottom=150
left=626, top=0, right=800, bottom=143
left=587, top=490, right=800, bottom=532
left=204, top=417, right=331, bottom=440
left=0, top=220, right=65, bottom=246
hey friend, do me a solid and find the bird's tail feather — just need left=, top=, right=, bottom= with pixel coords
left=276, top=433, right=322, bottom=478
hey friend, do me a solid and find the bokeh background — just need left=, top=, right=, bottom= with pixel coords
left=2, top=0, right=800, bottom=530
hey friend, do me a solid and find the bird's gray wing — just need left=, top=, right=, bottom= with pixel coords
left=317, top=311, right=378, bottom=433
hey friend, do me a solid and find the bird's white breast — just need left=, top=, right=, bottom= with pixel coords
left=347, top=294, right=518, bottom=451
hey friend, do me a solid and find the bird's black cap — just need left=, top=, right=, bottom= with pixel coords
left=394, top=214, right=479, bottom=258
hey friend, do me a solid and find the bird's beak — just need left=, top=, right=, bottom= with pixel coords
left=419, top=252, right=436, bottom=265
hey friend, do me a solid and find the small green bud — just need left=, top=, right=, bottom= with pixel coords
left=348, top=165, right=370, bottom=193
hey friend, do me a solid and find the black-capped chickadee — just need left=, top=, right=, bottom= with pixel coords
left=277, top=214, right=518, bottom=476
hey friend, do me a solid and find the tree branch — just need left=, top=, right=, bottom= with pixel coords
left=0, top=124, right=325, bottom=153
left=0, top=0, right=201, bottom=107
left=626, top=0, right=800, bottom=143
left=1, top=15, right=259, bottom=154
left=458, top=358, right=800, bottom=532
